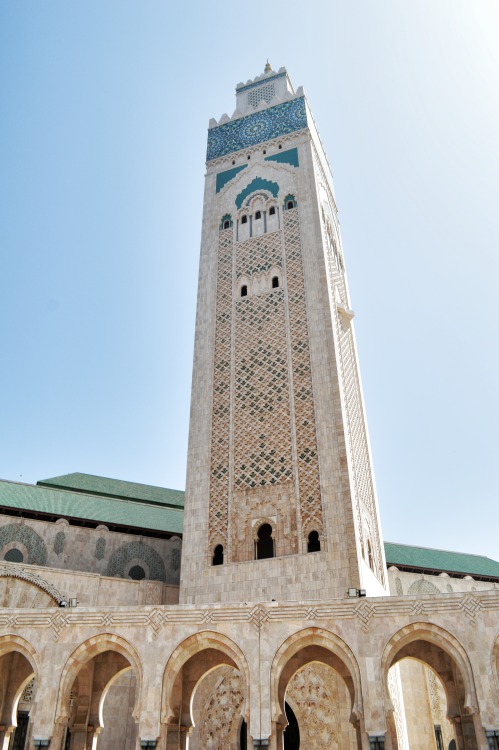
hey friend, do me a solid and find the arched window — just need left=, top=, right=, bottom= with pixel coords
left=129, top=565, right=146, bottom=580
left=287, top=201, right=294, bottom=210
left=254, top=211, right=261, bottom=220
left=307, top=530, right=320, bottom=553
left=283, top=194, right=297, bottom=210
left=212, top=544, right=224, bottom=566
left=220, top=214, right=232, bottom=230
left=241, top=285, right=248, bottom=297
left=272, top=276, right=279, bottom=289
left=4, top=548, right=23, bottom=563
left=269, top=206, right=276, bottom=216
left=255, top=523, right=275, bottom=560
left=241, top=215, right=248, bottom=224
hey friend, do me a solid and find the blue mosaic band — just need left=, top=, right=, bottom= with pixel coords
left=207, top=97, right=307, bottom=162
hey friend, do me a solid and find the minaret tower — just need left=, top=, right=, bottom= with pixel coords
left=180, top=65, right=388, bottom=604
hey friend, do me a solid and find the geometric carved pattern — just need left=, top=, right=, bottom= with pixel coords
left=53, top=531, right=65, bottom=555
left=286, top=663, right=340, bottom=749
left=407, top=579, right=441, bottom=595
left=284, top=210, right=323, bottom=537
left=106, top=542, right=166, bottom=582
left=234, top=289, right=292, bottom=489
left=0, top=524, right=47, bottom=566
left=95, top=537, right=106, bottom=560
left=208, top=228, right=233, bottom=551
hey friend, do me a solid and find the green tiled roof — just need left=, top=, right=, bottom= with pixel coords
left=384, top=541, right=499, bottom=579
left=0, top=480, right=184, bottom=535
left=37, top=473, right=184, bottom=509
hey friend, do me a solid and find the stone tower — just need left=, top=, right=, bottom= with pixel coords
left=180, top=65, right=388, bottom=604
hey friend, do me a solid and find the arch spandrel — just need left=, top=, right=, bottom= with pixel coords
left=269, top=627, right=363, bottom=726
left=0, top=565, right=66, bottom=607
left=161, top=631, right=251, bottom=726
left=0, top=634, right=40, bottom=682
left=381, top=622, right=479, bottom=715
left=55, top=633, right=143, bottom=724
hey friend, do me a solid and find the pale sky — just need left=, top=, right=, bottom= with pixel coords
left=1, top=2, right=498, bottom=560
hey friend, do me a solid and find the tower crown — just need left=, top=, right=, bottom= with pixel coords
left=234, top=65, right=295, bottom=116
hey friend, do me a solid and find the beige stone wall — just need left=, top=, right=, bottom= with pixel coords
left=0, top=513, right=181, bottom=585
left=0, top=588, right=497, bottom=749
left=181, top=123, right=388, bottom=605
left=0, top=560, right=179, bottom=607
left=388, top=566, right=499, bottom=596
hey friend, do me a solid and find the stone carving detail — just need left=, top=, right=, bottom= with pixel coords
left=0, top=524, right=47, bottom=566
left=286, top=663, right=339, bottom=748
left=21, top=677, right=35, bottom=702
left=195, top=667, right=244, bottom=750
left=408, top=579, right=441, bottom=595
left=234, top=289, right=292, bottom=489
left=208, top=227, right=233, bottom=551
left=395, top=578, right=403, bottom=596
left=171, top=547, right=181, bottom=571
left=0, top=562, right=65, bottom=604
left=53, top=531, right=65, bottom=555
left=95, top=537, right=106, bottom=560
left=106, top=542, right=166, bottom=582
left=387, top=666, right=409, bottom=750
left=425, top=667, right=455, bottom=749
left=283, top=210, right=323, bottom=537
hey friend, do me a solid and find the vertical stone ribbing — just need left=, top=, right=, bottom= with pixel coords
left=284, top=208, right=324, bottom=539
left=207, top=228, right=233, bottom=554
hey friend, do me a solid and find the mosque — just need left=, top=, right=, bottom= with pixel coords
left=1, top=64, right=498, bottom=750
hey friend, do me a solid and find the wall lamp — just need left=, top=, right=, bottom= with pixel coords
left=348, top=588, right=366, bottom=598
left=140, top=741, right=157, bottom=749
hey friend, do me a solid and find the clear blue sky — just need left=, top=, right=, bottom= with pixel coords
left=1, top=2, right=498, bottom=560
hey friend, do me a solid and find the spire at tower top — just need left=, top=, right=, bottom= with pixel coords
left=264, top=60, right=272, bottom=73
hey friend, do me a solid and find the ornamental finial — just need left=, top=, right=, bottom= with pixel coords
left=264, top=60, right=272, bottom=73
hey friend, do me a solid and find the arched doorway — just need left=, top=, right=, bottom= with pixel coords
left=271, top=629, right=363, bottom=750
left=0, top=640, right=38, bottom=750
left=383, top=625, right=480, bottom=750
left=56, top=636, right=142, bottom=750
left=162, top=632, right=250, bottom=750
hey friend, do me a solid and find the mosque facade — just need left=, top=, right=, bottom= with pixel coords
left=0, top=65, right=498, bottom=750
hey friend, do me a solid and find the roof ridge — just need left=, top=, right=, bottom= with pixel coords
left=384, top=541, right=495, bottom=562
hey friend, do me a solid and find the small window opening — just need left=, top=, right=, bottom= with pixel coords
left=212, top=544, right=224, bottom=566
left=223, top=220, right=230, bottom=229
left=247, top=154, right=251, bottom=160
left=232, top=160, right=235, bottom=165
left=241, top=285, right=248, bottom=297
left=269, top=206, right=276, bottom=216
left=241, top=215, right=248, bottom=224
left=278, top=144, right=282, bottom=149
left=129, top=565, right=146, bottom=580
left=4, top=548, right=23, bottom=563
left=255, top=523, right=274, bottom=560
left=255, top=211, right=261, bottom=220
left=272, top=276, right=279, bottom=289
left=263, top=149, right=267, bottom=155
left=307, top=530, right=320, bottom=553
left=287, top=201, right=294, bottom=210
